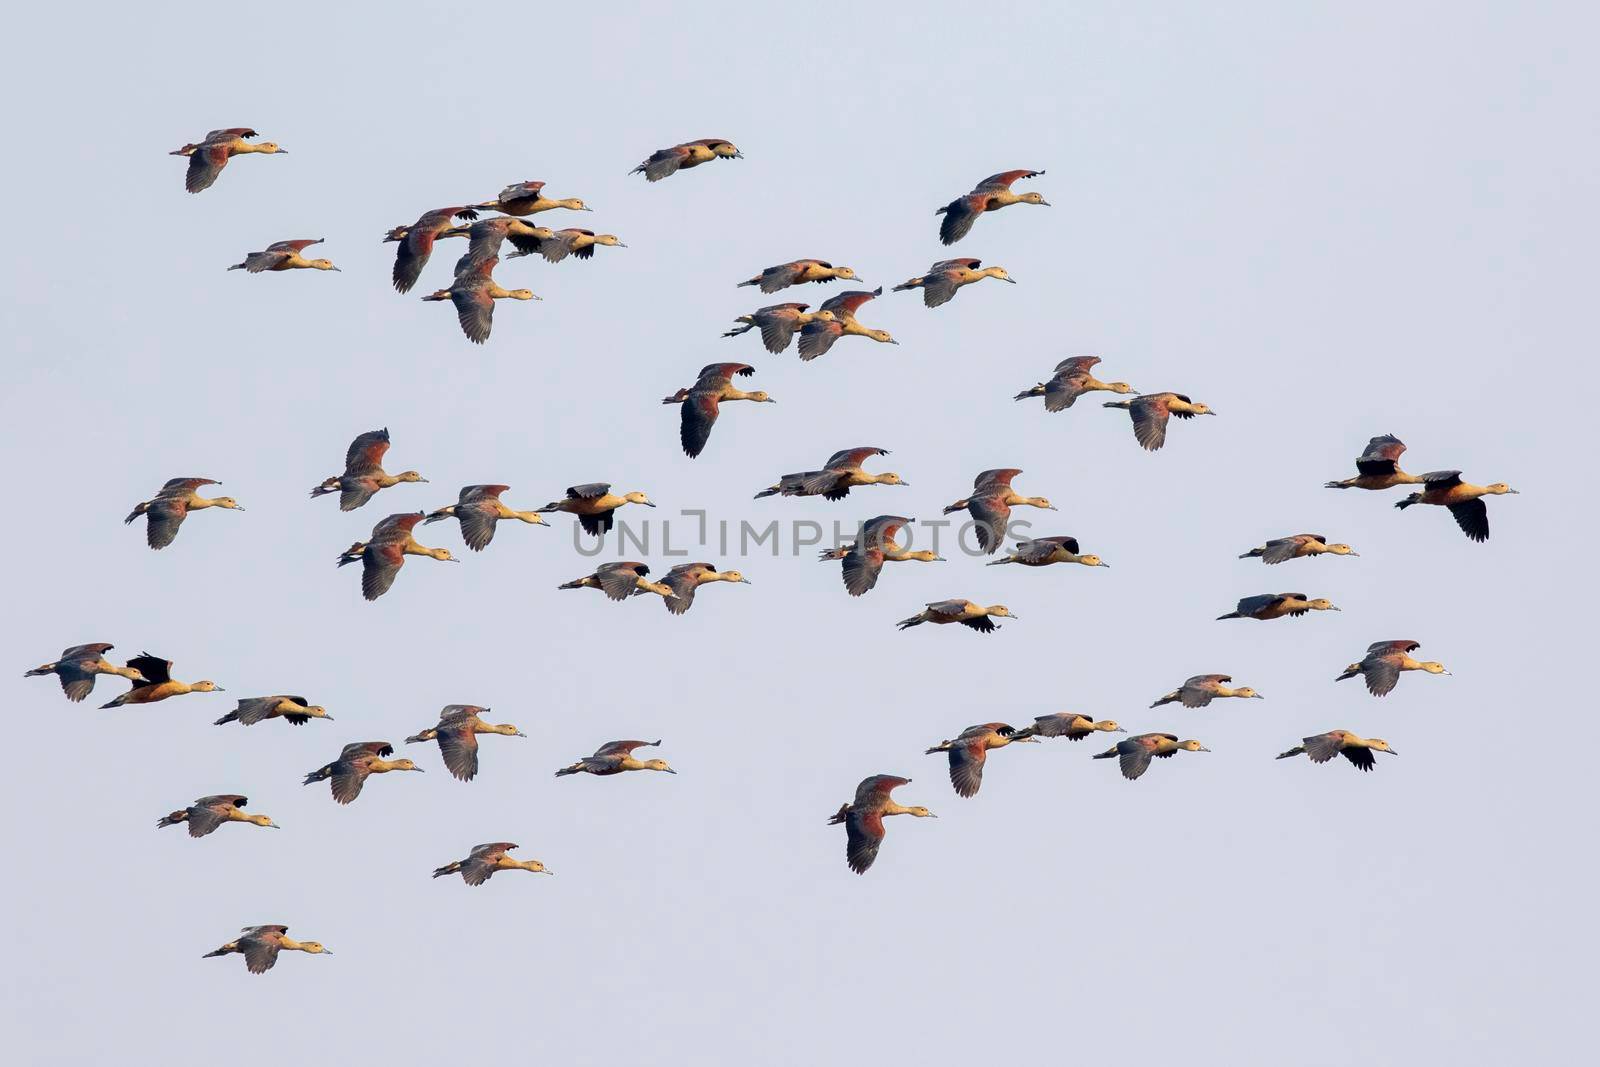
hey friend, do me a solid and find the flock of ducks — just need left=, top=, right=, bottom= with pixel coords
left=19, top=129, right=1523, bottom=971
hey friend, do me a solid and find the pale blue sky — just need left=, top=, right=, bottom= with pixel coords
left=1, top=3, right=1594, bottom=1064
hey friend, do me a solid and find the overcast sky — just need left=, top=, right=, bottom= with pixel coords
left=2, top=3, right=1593, bottom=1064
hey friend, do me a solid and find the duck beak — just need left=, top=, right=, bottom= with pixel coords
left=738, top=576, right=752, bottom=584
left=1097, top=561, right=1110, bottom=567
left=1114, top=727, right=1128, bottom=733
left=514, top=730, right=528, bottom=737
left=1003, top=275, right=1018, bottom=283
left=214, top=686, right=227, bottom=692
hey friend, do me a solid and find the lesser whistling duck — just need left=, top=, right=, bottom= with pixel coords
left=171, top=129, right=286, bottom=194
left=896, top=599, right=1018, bottom=633
left=662, top=362, right=775, bottom=458
left=935, top=170, right=1049, bottom=244
left=509, top=228, right=626, bottom=264
left=475, top=180, right=592, bottom=216
left=451, top=217, right=556, bottom=276
left=941, top=469, right=1056, bottom=555
left=1394, top=471, right=1518, bottom=542
left=737, top=260, right=860, bottom=295
left=203, top=926, right=328, bottom=974
left=336, top=512, right=459, bottom=601
left=723, top=303, right=837, bottom=354
left=1336, top=640, right=1449, bottom=697
left=892, top=258, right=1015, bottom=307
left=422, top=255, right=539, bottom=344
left=214, top=695, right=332, bottom=727
left=537, top=483, right=656, bottom=537
left=424, top=485, right=548, bottom=551
left=383, top=223, right=469, bottom=245
left=555, top=739, right=676, bottom=777
left=433, top=842, right=552, bottom=885
left=536, top=483, right=655, bottom=537
left=405, top=704, right=525, bottom=782
left=986, top=535, right=1108, bottom=569
left=631, top=138, right=742, bottom=182
left=100, top=653, right=223, bottom=708
left=310, top=428, right=427, bottom=511
left=1239, top=534, right=1358, bottom=564
left=303, top=741, right=423, bottom=804
left=558, top=561, right=678, bottom=602
left=828, top=775, right=936, bottom=875
left=796, top=288, right=897, bottom=361
left=388, top=206, right=480, bottom=293
left=657, top=563, right=751, bottom=615
left=1277, top=731, right=1396, bottom=771
left=158, top=795, right=278, bottom=837
left=125, top=477, right=244, bottom=550
left=1012, top=713, right=1126, bottom=741
left=1324, top=435, right=1422, bottom=491
left=1150, top=675, right=1263, bottom=709
left=228, top=238, right=339, bottom=273
left=754, top=447, right=907, bottom=501
left=1103, top=392, right=1216, bottom=451
left=925, top=723, right=1037, bottom=798
left=819, top=515, right=943, bottom=597
left=26, top=643, right=147, bottom=703
left=1216, top=593, right=1339, bottom=621
left=1094, top=733, right=1210, bottom=780
left=1014, top=356, right=1137, bottom=412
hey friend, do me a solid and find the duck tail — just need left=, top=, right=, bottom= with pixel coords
left=432, top=862, right=462, bottom=879
left=156, top=811, right=188, bottom=829
left=1276, top=746, right=1306, bottom=761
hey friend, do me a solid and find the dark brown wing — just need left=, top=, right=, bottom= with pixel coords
left=144, top=497, right=190, bottom=549
left=818, top=288, right=882, bottom=317
left=344, top=429, right=391, bottom=475
left=796, top=318, right=843, bottom=361
left=1355, top=435, right=1406, bottom=476
left=1127, top=396, right=1172, bottom=451
left=947, top=739, right=988, bottom=798
left=973, top=169, right=1044, bottom=192
left=361, top=542, right=406, bottom=601
left=1447, top=499, right=1490, bottom=542
left=436, top=724, right=481, bottom=782
left=456, top=500, right=499, bottom=551
left=966, top=494, right=1011, bottom=554
left=938, top=194, right=984, bottom=245
left=595, top=562, right=648, bottom=600
left=595, top=739, right=657, bottom=757
left=451, top=284, right=495, bottom=344
left=844, top=808, right=886, bottom=874
left=680, top=392, right=720, bottom=458
left=128, top=655, right=172, bottom=685
left=840, top=545, right=885, bottom=597
left=185, top=143, right=231, bottom=193
left=825, top=447, right=890, bottom=471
